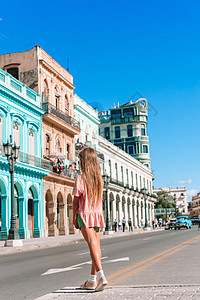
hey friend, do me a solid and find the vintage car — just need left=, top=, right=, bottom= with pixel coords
left=174, top=216, right=192, bottom=230
left=165, top=218, right=177, bottom=230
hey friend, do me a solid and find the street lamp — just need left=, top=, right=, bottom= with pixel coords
left=102, top=171, right=112, bottom=234
left=174, top=194, right=177, bottom=217
left=3, top=135, right=23, bottom=247
left=141, top=188, right=149, bottom=229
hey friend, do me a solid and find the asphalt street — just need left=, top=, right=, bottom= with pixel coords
left=0, top=227, right=199, bottom=300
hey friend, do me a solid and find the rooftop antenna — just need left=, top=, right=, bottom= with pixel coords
left=67, top=57, right=69, bottom=71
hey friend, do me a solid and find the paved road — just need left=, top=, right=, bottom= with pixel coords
left=0, top=227, right=199, bottom=299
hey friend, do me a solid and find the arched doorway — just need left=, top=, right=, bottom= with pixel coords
left=67, top=194, right=73, bottom=234
left=122, top=196, right=126, bottom=218
left=109, top=192, right=114, bottom=227
left=132, top=199, right=135, bottom=227
left=137, top=200, right=139, bottom=227
left=57, top=192, right=65, bottom=235
left=14, top=184, right=19, bottom=230
left=116, top=194, right=120, bottom=221
left=28, top=188, right=34, bottom=237
left=127, top=197, right=131, bottom=218
left=45, top=189, right=54, bottom=236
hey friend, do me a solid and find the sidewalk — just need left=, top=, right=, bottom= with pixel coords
left=0, top=227, right=161, bottom=255
left=36, top=285, right=200, bottom=300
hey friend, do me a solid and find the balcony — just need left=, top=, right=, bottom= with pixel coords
left=42, top=102, right=80, bottom=135
left=0, top=143, right=52, bottom=171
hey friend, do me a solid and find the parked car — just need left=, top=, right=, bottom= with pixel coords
left=165, top=218, right=177, bottom=230
left=174, top=216, right=192, bottom=230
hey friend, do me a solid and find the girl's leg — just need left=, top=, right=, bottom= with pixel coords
left=91, top=230, right=101, bottom=275
left=81, top=227, right=102, bottom=272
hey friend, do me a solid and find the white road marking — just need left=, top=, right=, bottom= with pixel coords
left=143, top=238, right=152, bottom=241
left=77, top=251, right=90, bottom=256
left=41, top=257, right=108, bottom=276
left=103, top=257, right=129, bottom=263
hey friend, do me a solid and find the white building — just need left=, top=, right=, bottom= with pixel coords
left=98, top=136, right=156, bottom=229
left=153, top=187, right=188, bottom=215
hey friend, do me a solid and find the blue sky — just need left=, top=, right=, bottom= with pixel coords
left=1, top=0, right=200, bottom=200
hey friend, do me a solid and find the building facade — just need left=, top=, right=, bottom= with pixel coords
left=153, top=186, right=188, bottom=215
left=99, top=98, right=151, bottom=168
left=98, top=136, right=156, bottom=228
left=189, top=192, right=200, bottom=219
left=74, top=93, right=99, bottom=160
left=0, top=47, right=80, bottom=236
left=0, top=69, right=50, bottom=239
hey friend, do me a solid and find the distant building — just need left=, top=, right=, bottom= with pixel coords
left=189, top=192, right=200, bottom=219
left=98, top=98, right=151, bottom=168
left=98, top=136, right=156, bottom=228
left=74, top=93, right=99, bottom=155
left=153, top=186, right=188, bottom=215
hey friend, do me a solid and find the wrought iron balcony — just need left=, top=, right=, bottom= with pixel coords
left=42, top=102, right=80, bottom=130
left=0, top=142, right=52, bottom=171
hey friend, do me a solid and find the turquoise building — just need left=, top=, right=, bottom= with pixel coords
left=0, top=69, right=50, bottom=239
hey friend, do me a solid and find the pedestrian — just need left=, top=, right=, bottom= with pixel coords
left=72, top=148, right=108, bottom=292
left=114, top=219, right=118, bottom=232
left=152, top=219, right=155, bottom=230
left=159, top=218, right=162, bottom=228
left=118, top=220, right=122, bottom=231
left=140, top=219, right=144, bottom=229
left=128, top=218, right=133, bottom=231
left=122, top=217, right=126, bottom=232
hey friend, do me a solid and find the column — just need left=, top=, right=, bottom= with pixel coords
left=33, top=199, right=42, bottom=237
left=0, top=195, right=8, bottom=239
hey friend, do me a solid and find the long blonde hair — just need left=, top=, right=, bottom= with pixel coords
left=79, top=148, right=103, bottom=208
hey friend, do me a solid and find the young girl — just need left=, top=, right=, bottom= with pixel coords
left=72, top=148, right=108, bottom=292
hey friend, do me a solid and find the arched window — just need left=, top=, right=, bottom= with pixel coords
left=55, top=86, right=60, bottom=110
left=143, top=145, right=148, bottom=153
left=6, top=67, right=19, bottom=80
left=56, top=138, right=62, bottom=153
left=29, top=129, right=35, bottom=156
left=13, top=122, right=20, bottom=147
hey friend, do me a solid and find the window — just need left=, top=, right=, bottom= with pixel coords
left=55, top=87, right=60, bottom=110
left=13, top=122, right=20, bottom=147
left=85, top=126, right=88, bottom=142
left=104, top=127, right=110, bottom=139
left=65, top=95, right=69, bottom=114
left=141, top=124, right=146, bottom=136
left=115, top=163, right=118, bottom=181
left=29, top=129, right=35, bottom=156
left=115, top=126, right=120, bottom=138
left=43, top=79, right=49, bottom=101
left=7, top=67, right=19, bottom=79
left=144, top=163, right=149, bottom=168
left=143, top=145, right=148, bottom=153
left=136, top=174, right=138, bottom=188
left=127, top=125, right=133, bottom=137
left=111, top=109, right=121, bottom=118
left=121, top=166, right=124, bottom=184
left=66, top=144, right=70, bottom=160
left=126, top=169, right=129, bottom=185
left=56, top=138, right=62, bottom=153
left=143, top=178, right=145, bottom=189
left=128, top=145, right=135, bottom=155
left=45, top=134, right=50, bottom=156
left=123, top=108, right=133, bottom=117
left=131, top=171, right=133, bottom=187
left=109, top=160, right=112, bottom=177
left=140, top=176, right=142, bottom=190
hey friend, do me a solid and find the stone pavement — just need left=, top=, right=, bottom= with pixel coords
left=0, top=227, right=160, bottom=255
left=36, top=285, right=200, bottom=300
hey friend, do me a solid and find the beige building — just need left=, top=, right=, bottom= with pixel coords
left=189, top=192, right=200, bottom=219
left=0, top=47, right=80, bottom=236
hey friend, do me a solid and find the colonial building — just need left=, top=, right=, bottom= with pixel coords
left=153, top=186, right=188, bottom=215
left=0, top=69, right=50, bottom=239
left=98, top=136, right=156, bottom=228
left=99, top=98, right=151, bottom=168
left=189, top=192, right=200, bottom=219
left=74, top=93, right=99, bottom=162
left=0, top=47, right=80, bottom=236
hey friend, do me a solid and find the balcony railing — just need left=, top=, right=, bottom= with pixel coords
left=42, top=102, right=80, bottom=130
left=0, top=143, right=52, bottom=171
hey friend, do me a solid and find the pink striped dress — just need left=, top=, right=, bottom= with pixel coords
left=72, top=175, right=105, bottom=228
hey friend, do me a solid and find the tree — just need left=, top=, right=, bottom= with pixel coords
left=154, top=191, right=176, bottom=209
